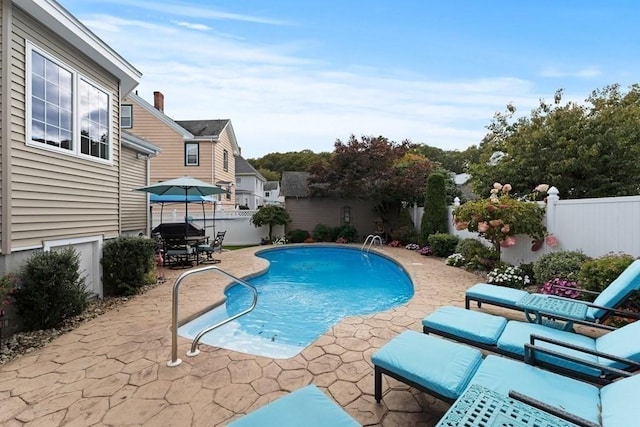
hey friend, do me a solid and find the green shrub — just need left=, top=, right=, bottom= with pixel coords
left=391, top=225, right=418, bottom=245
left=455, top=238, right=487, bottom=260
left=12, top=247, right=88, bottom=330
left=420, top=172, right=448, bottom=245
left=334, top=224, right=358, bottom=242
left=102, top=236, right=157, bottom=296
left=532, top=250, right=590, bottom=285
left=312, top=224, right=334, bottom=242
left=286, top=229, right=310, bottom=243
left=427, top=233, right=460, bottom=257
left=578, top=254, right=634, bottom=295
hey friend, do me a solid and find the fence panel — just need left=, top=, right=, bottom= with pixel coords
left=444, top=194, right=640, bottom=266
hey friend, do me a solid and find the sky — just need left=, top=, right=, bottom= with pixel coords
left=59, top=0, right=640, bottom=159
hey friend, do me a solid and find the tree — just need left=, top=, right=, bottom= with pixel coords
left=308, top=135, right=433, bottom=204
left=250, top=205, right=292, bottom=241
left=468, top=84, right=640, bottom=198
left=420, top=172, right=448, bottom=245
left=248, top=150, right=332, bottom=180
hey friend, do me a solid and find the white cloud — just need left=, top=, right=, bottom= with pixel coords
left=540, top=66, right=601, bottom=79
left=174, top=21, right=211, bottom=31
left=81, top=12, right=547, bottom=158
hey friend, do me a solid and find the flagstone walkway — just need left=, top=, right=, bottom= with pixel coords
left=0, top=245, right=493, bottom=426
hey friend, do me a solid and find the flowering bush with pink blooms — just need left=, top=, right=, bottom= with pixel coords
left=453, top=183, right=557, bottom=257
left=540, top=278, right=580, bottom=299
left=419, top=246, right=433, bottom=256
left=388, top=240, right=401, bottom=248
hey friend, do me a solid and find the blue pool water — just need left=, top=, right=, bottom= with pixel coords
left=178, top=246, right=413, bottom=358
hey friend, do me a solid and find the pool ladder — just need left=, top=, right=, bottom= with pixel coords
left=167, top=265, right=258, bottom=367
left=362, top=234, right=383, bottom=252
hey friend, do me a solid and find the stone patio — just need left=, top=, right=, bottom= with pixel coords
left=0, top=245, right=504, bottom=426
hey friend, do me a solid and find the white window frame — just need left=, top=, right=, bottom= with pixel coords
left=121, top=104, right=133, bottom=129
left=185, top=142, right=199, bottom=166
left=26, top=42, right=113, bottom=165
left=223, top=149, right=229, bottom=172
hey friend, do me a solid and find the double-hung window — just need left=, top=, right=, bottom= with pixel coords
left=121, top=104, right=133, bottom=129
left=28, top=43, right=112, bottom=163
left=185, top=142, right=199, bottom=166
left=223, top=149, right=229, bottom=172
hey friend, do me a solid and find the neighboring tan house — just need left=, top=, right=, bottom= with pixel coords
left=121, top=131, right=161, bottom=236
left=263, top=181, right=284, bottom=205
left=0, top=0, right=159, bottom=296
left=235, top=156, right=265, bottom=209
left=280, top=172, right=378, bottom=240
left=122, top=91, right=240, bottom=213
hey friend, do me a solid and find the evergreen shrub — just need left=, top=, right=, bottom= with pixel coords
left=102, top=236, right=157, bottom=296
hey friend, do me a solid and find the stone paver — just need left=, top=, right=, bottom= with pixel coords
left=0, top=245, right=517, bottom=426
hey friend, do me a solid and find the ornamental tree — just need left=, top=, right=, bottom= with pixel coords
left=453, top=183, right=555, bottom=257
left=250, top=205, right=292, bottom=242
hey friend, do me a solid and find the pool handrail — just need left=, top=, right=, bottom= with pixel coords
left=362, top=234, right=383, bottom=252
left=167, top=265, right=258, bottom=367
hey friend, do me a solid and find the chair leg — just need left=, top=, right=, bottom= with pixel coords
left=374, top=365, right=382, bottom=403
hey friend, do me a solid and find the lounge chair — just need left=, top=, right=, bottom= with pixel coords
left=372, top=330, right=638, bottom=427
left=465, top=259, right=640, bottom=324
left=422, top=305, right=640, bottom=382
left=226, top=384, right=360, bottom=427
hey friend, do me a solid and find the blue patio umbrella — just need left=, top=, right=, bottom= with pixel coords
left=135, top=176, right=227, bottom=235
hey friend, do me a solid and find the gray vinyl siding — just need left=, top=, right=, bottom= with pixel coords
left=121, top=147, right=148, bottom=232
left=7, top=6, right=121, bottom=250
left=285, top=198, right=379, bottom=241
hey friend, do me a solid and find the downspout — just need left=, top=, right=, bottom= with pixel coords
left=117, top=84, right=122, bottom=236
left=1, top=0, right=13, bottom=255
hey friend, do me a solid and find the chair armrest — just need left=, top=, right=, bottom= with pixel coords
left=528, top=310, right=616, bottom=331
left=550, top=284, right=601, bottom=296
left=524, top=343, right=634, bottom=379
left=529, top=334, right=640, bottom=368
left=508, top=390, right=600, bottom=427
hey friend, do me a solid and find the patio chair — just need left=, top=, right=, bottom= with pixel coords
left=226, top=384, right=360, bottom=427
left=422, top=305, right=640, bottom=383
left=196, top=231, right=226, bottom=264
left=465, top=259, right=640, bottom=324
left=371, top=330, right=639, bottom=427
left=162, top=234, right=196, bottom=268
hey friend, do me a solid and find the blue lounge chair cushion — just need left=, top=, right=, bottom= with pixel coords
left=422, top=306, right=507, bottom=345
left=596, top=317, right=640, bottom=369
left=465, top=283, right=529, bottom=307
left=600, top=372, right=640, bottom=427
left=468, top=355, right=601, bottom=426
left=588, top=259, right=640, bottom=320
left=226, top=384, right=359, bottom=427
left=497, top=321, right=601, bottom=377
left=371, top=330, right=482, bottom=400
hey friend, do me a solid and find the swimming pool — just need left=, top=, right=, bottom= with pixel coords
left=178, top=246, right=414, bottom=358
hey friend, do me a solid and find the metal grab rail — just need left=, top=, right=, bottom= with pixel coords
left=167, top=265, right=258, bottom=367
left=361, top=234, right=383, bottom=252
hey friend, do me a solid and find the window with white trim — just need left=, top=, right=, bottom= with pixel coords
left=223, top=149, right=229, bottom=172
left=28, top=43, right=112, bottom=162
left=121, top=104, right=133, bottom=128
left=185, top=142, right=199, bottom=166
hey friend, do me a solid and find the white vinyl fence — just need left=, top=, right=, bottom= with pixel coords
left=151, top=209, right=284, bottom=246
left=414, top=187, right=640, bottom=266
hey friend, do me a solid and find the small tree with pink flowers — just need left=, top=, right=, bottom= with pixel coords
left=453, top=183, right=557, bottom=258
